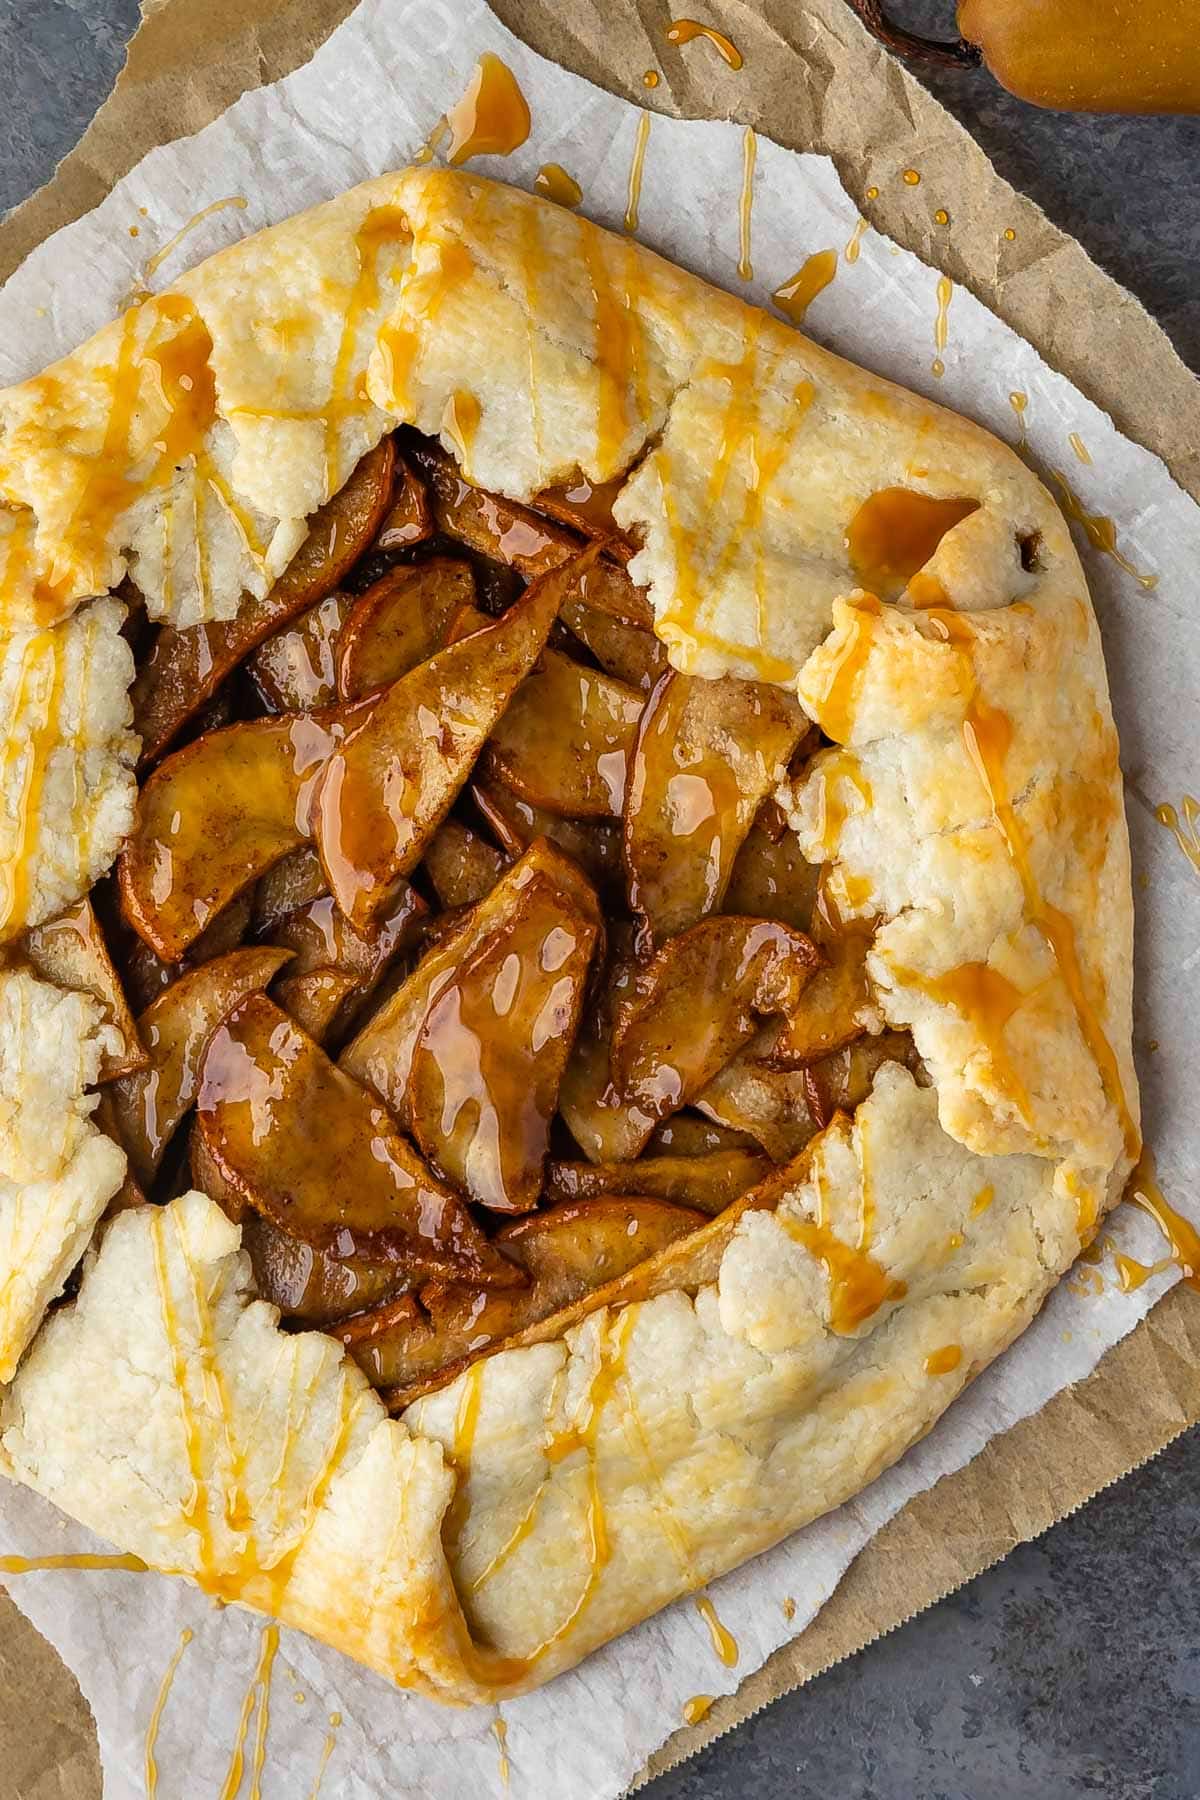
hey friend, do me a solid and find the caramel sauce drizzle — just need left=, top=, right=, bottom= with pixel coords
left=665, top=19, right=744, bottom=67
left=144, top=1627, right=193, bottom=1799
left=1050, top=471, right=1157, bottom=591
left=737, top=128, right=757, bottom=281
left=683, top=1693, right=715, bottom=1725
left=492, top=1713, right=511, bottom=1789
left=778, top=1209, right=905, bottom=1334
left=0, top=1552, right=147, bottom=1574
left=1008, top=391, right=1028, bottom=447
left=1068, top=432, right=1092, bottom=466
left=811, top=592, right=882, bottom=743
left=308, top=1714, right=341, bottom=1800
left=845, top=489, right=977, bottom=601
left=772, top=250, right=837, bottom=325
left=1156, top=795, right=1200, bottom=877
left=534, top=163, right=583, bottom=208
left=217, top=1624, right=279, bottom=1800
left=323, top=204, right=410, bottom=490
left=924, top=1344, right=962, bottom=1376
left=931, top=274, right=953, bottom=378
left=142, top=196, right=248, bottom=284
left=1126, top=1151, right=1200, bottom=1294
left=625, top=112, right=652, bottom=233
left=694, top=1593, right=739, bottom=1666
left=445, top=54, right=531, bottom=166
left=844, top=215, right=869, bottom=266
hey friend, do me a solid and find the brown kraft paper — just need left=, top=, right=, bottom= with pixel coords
left=0, top=1, right=1196, bottom=1793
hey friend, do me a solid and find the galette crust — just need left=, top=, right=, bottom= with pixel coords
left=0, top=169, right=1138, bottom=1702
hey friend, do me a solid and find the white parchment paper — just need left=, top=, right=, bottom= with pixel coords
left=1, top=2, right=1197, bottom=1796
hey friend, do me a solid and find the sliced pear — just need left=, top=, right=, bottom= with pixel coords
left=625, top=671, right=807, bottom=945
left=611, top=917, right=819, bottom=1126
left=343, top=840, right=600, bottom=1212
left=267, top=882, right=427, bottom=983
left=248, top=590, right=351, bottom=713
left=273, top=967, right=364, bottom=1044
left=189, top=1113, right=246, bottom=1223
left=375, top=453, right=432, bottom=551
left=558, top=587, right=667, bottom=691
left=409, top=440, right=651, bottom=625
left=196, top=992, right=521, bottom=1285
left=22, top=897, right=145, bottom=1080
left=342, top=1196, right=705, bottom=1398
left=310, top=556, right=579, bottom=929
left=768, top=923, right=875, bottom=1068
left=802, top=1029, right=918, bottom=1130
left=694, top=1031, right=820, bottom=1163
left=242, top=1212, right=411, bottom=1325
left=107, top=946, right=293, bottom=1186
left=336, top=559, right=477, bottom=701
left=647, top=1112, right=760, bottom=1156
left=423, top=819, right=507, bottom=908
left=132, top=439, right=395, bottom=762
left=91, top=1087, right=148, bottom=1214
left=472, top=779, right=622, bottom=895
left=252, top=845, right=327, bottom=937
left=118, top=707, right=366, bottom=961
left=484, top=648, right=644, bottom=818
left=532, top=475, right=634, bottom=561
left=724, top=818, right=822, bottom=933
left=544, top=1149, right=769, bottom=1216
left=557, top=926, right=658, bottom=1163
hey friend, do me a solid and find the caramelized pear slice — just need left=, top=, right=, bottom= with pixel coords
left=196, top=993, right=521, bottom=1284
left=311, top=555, right=579, bottom=929
left=558, top=586, right=667, bottom=691
left=336, top=559, right=477, bottom=701
left=557, top=927, right=657, bottom=1163
left=119, top=709, right=363, bottom=962
left=273, top=967, right=364, bottom=1044
left=544, top=1149, right=769, bottom=1217
left=724, top=819, right=821, bottom=934
left=268, top=882, right=427, bottom=983
left=132, top=440, right=395, bottom=762
left=91, top=1087, right=148, bottom=1214
left=484, top=648, right=644, bottom=818
left=242, top=1212, right=411, bottom=1325
left=531, top=475, right=634, bottom=560
left=647, top=1112, right=760, bottom=1156
left=695, top=1025, right=819, bottom=1162
left=22, top=898, right=145, bottom=1080
left=802, top=1029, right=918, bottom=1131
left=248, top=591, right=351, bottom=713
left=252, top=846, right=327, bottom=937
left=409, top=440, right=651, bottom=625
left=107, top=946, right=292, bottom=1186
left=611, top=917, right=819, bottom=1126
left=343, top=1196, right=705, bottom=1398
left=625, top=671, right=807, bottom=945
left=375, top=454, right=432, bottom=551
left=472, top=780, right=622, bottom=894
left=768, top=924, right=875, bottom=1067
left=343, top=840, right=600, bottom=1212
left=423, top=820, right=506, bottom=908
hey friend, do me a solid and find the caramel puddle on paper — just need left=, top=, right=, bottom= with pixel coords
left=844, top=215, right=869, bottom=265
left=446, top=53, right=531, bottom=165
left=664, top=19, right=744, bottom=68
left=0, top=1551, right=147, bottom=1573
left=694, top=1593, right=739, bottom=1666
left=145, top=1628, right=193, bottom=1799
left=772, top=250, right=837, bottom=324
left=308, top=1711, right=342, bottom=1800
left=737, top=127, right=757, bottom=280
left=1049, top=471, right=1157, bottom=591
left=931, top=274, right=953, bottom=378
left=1127, top=1151, right=1200, bottom=1292
left=625, top=111, right=652, bottom=233
left=534, top=163, right=583, bottom=208
left=682, top=1694, right=715, bottom=1725
left=493, top=1713, right=511, bottom=1789
left=1156, top=795, right=1200, bottom=878
left=217, top=1623, right=279, bottom=1800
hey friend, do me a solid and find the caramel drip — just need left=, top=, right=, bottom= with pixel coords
left=665, top=19, right=744, bottom=67
left=737, top=128, right=757, bottom=281
left=971, top=1183, right=995, bottom=1216
left=1156, top=796, right=1200, bottom=877
left=625, top=112, right=652, bottom=233
left=694, top=1593, right=739, bottom=1666
left=894, top=958, right=1032, bottom=1121
left=534, top=163, right=583, bottom=207
left=1113, top=1250, right=1170, bottom=1293
left=1008, top=391, right=1028, bottom=446
left=782, top=1596, right=797, bottom=1621
left=643, top=69, right=660, bottom=88
left=443, top=389, right=482, bottom=464
left=856, top=1108, right=875, bottom=1251
left=772, top=250, right=837, bottom=325
left=151, top=1207, right=213, bottom=1573
left=580, top=222, right=644, bottom=474
left=813, top=751, right=874, bottom=855
left=903, top=168, right=921, bottom=186
left=324, top=204, right=410, bottom=489
left=844, top=216, right=869, bottom=265
left=0, top=626, right=63, bottom=933
left=931, top=274, right=953, bottom=378
left=683, top=1694, right=715, bottom=1725
left=217, top=1624, right=279, bottom=1800
left=144, top=1628, right=193, bottom=1799
left=812, top=593, right=882, bottom=743
left=1050, top=471, right=1157, bottom=591
left=1126, top=1152, right=1200, bottom=1293
left=778, top=1209, right=905, bottom=1334
left=924, top=1344, right=963, bottom=1376
left=492, top=1714, right=511, bottom=1788
left=934, top=208, right=950, bottom=227
left=1068, top=432, right=1092, bottom=466
left=845, top=489, right=977, bottom=602
left=378, top=231, right=476, bottom=417
left=445, top=54, right=531, bottom=165
left=142, top=196, right=248, bottom=283
left=0, top=1552, right=147, bottom=1573
left=308, top=1715, right=341, bottom=1800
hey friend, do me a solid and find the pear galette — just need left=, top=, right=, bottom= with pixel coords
left=0, top=169, right=1137, bottom=1702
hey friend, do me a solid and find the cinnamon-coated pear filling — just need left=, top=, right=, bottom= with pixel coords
left=65, top=430, right=924, bottom=1407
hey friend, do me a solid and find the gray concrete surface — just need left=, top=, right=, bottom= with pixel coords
left=0, top=4, right=1196, bottom=1797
